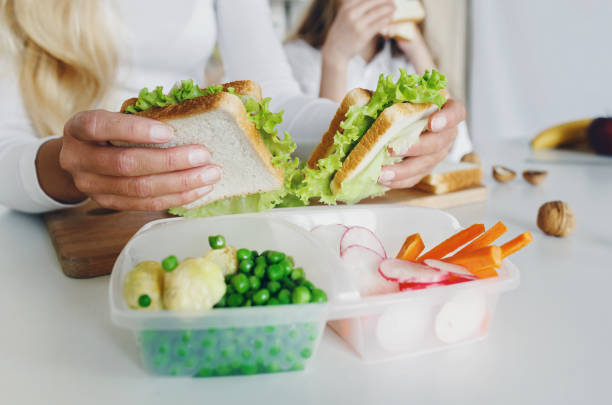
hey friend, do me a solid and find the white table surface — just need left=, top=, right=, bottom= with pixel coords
left=2, top=140, right=611, bottom=404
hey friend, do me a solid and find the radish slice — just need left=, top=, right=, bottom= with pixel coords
left=341, top=245, right=398, bottom=296
left=424, top=259, right=477, bottom=280
left=379, top=259, right=449, bottom=284
left=310, top=224, right=348, bottom=256
left=399, top=276, right=472, bottom=291
left=340, top=226, right=386, bottom=258
left=435, top=292, right=488, bottom=344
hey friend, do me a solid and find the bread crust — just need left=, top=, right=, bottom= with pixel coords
left=331, top=101, right=436, bottom=193
left=306, top=88, right=372, bottom=169
left=119, top=80, right=262, bottom=113
left=415, top=167, right=483, bottom=194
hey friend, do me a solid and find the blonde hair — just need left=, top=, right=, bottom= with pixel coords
left=0, top=0, right=117, bottom=137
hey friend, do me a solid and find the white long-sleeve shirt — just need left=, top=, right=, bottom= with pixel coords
left=0, top=0, right=338, bottom=213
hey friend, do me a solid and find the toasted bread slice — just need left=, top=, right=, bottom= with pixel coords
left=307, top=88, right=372, bottom=169
left=380, top=21, right=419, bottom=42
left=391, top=0, right=425, bottom=23
left=414, top=162, right=482, bottom=194
left=116, top=81, right=283, bottom=209
left=330, top=101, right=438, bottom=194
left=119, top=80, right=262, bottom=114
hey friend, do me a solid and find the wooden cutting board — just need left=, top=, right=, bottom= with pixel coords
left=44, top=186, right=486, bottom=278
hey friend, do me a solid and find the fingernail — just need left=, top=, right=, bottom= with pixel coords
left=149, top=125, right=173, bottom=142
left=200, top=167, right=221, bottom=184
left=189, top=149, right=209, bottom=166
left=195, top=185, right=213, bottom=196
left=430, top=115, right=447, bottom=132
left=378, top=170, right=395, bottom=185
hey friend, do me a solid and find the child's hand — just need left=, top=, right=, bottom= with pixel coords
left=59, top=110, right=222, bottom=211
left=378, top=99, right=467, bottom=188
left=321, top=0, right=395, bottom=62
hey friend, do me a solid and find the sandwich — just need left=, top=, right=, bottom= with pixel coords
left=380, top=0, right=425, bottom=42
left=119, top=79, right=300, bottom=217
left=295, top=69, right=448, bottom=205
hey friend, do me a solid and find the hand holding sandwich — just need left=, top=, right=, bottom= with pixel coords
left=379, top=99, right=466, bottom=188
left=46, top=110, right=221, bottom=211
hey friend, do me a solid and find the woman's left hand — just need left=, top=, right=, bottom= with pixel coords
left=378, top=99, right=466, bottom=188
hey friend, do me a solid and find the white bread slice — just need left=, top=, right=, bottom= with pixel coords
left=391, top=0, right=425, bottom=23
left=307, top=88, right=372, bottom=169
left=380, top=21, right=419, bottom=42
left=414, top=162, right=483, bottom=194
left=330, top=101, right=438, bottom=194
left=116, top=81, right=283, bottom=209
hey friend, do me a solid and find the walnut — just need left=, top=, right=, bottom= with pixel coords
left=460, top=152, right=481, bottom=164
left=537, top=201, right=576, bottom=237
left=523, top=170, right=548, bottom=185
left=492, top=165, right=516, bottom=182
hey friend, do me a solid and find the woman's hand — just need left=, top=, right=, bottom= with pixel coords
left=319, top=0, right=395, bottom=102
left=378, top=99, right=466, bottom=188
left=42, top=110, right=222, bottom=211
left=322, top=0, right=395, bottom=62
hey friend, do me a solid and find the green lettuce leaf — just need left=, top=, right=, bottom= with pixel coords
left=295, top=69, right=447, bottom=204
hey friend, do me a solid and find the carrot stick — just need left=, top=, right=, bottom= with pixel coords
left=444, top=246, right=502, bottom=273
left=455, top=221, right=508, bottom=255
left=396, top=233, right=425, bottom=261
left=500, top=232, right=533, bottom=258
left=471, top=266, right=498, bottom=279
left=417, top=224, right=485, bottom=261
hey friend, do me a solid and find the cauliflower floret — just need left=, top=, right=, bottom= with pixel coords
left=204, top=246, right=238, bottom=276
left=163, top=257, right=226, bottom=311
left=123, top=261, right=164, bottom=310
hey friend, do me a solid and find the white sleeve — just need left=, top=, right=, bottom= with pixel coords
left=283, top=40, right=322, bottom=98
left=0, top=70, right=86, bottom=213
left=446, top=121, right=473, bottom=162
left=215, top=0, right=337, bottom=143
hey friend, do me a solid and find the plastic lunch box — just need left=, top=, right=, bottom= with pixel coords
left=109, top=205, right=520, bottom=377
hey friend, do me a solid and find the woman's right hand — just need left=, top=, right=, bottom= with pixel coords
left=57, top=110, right=221, bottom=211
left=321, top=0, right=395, bottom=62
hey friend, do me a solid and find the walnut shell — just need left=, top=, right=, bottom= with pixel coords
left=537, top=201, right=576, bottom=237
left=523, top=170, right=548, bottom=185
left=492, top=165, right=516, bottom=182
left=461, top=152, right=482, bottom=164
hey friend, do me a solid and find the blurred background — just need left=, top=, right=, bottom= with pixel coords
left=206, top=0, right=612, bottom=144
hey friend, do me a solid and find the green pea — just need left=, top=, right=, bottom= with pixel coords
left=277, top=289, right=291, bottom=304
left=292, top=286, right=311, bottom=304
left=216, top=365, right=232, bottom=376
left=161, top=255, right=178, bottom=272
left=248, top=275, right=260, bottom=290
left=244, top=299, right=252, bottom=307
left=311, top=288, right=328, bottom=303
left=291, top=267, right=305, bottom=281
left=283, top=280, right=296, bottom=290
left=138, top=294, right=151, bottom=308
left=252, top=289, right=270, bottom=305
left=231, top=273, right=249, bottom=294
left=214, top=295, right=227, bottom=308
left=221, top=345, right=236, bottom=358
left=241, top=349, right=252, bottom=359
left=279, top=259, right=293, bottom=276
left=201, top=336, right=217, bottom=348
left=254, top=263, right=266, bottom=279
left=268, top=297, right=280, bottom=305
left=266, top=251, right=285, bottom=264
left=255, top=255, right=267, bottom=266
left=196, top=367, right=213, bottom=377
left=267, top=264, right=284, bottom=281
left=169, top=365, right=182, bottom=376
left=176, top=345, right=188, bottom=357
left=239, top=259, right=254, bottom=273
left=300, top=280, right=315, bottom=291
left=267, top=280, right=281, bottom=293
left=181, top=330, right=192, bottom=342
left=241, top=364, right=258, bottom=375
left=227, top=294, right=244, bottom=307
left=153, top=354, right=169, bottom=367
left=208, top=235, right=226, bottom=249
left=286, top=256, right=295, bottom=267
left=251, top=250, right=258, bottom=259
left=300, top=347, right=313, bottom=359
left=236, top=248, right=252, bottom=261
left=269, top=345, right=281, bottom=356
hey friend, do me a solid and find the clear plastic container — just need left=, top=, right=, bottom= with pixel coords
left=109, top=216, right=351, bottom=377
left=110, top=205, right=521, bottom=375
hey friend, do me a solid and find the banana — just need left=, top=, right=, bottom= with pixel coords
left=531, top=119, right=593, bottom=149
